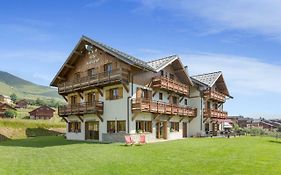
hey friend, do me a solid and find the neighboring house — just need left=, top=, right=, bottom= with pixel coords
left=29, top=106, right=55, bottom=120
left=190, top=72, right=233, bottom=136
left=50, top=36, right=232, bottom=142
left=0, top=95, right=13, bottom=104
left=0, top=102, right=17, bottom=118
left=15, top=99, right=28, bottom=108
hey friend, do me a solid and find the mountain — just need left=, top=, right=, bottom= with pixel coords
left=0, top=71, right=63, bottom=102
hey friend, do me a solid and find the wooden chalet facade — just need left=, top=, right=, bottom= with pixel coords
left=29, top=106, right=55, bottom=120
left=15, top=99, right=28, bottom=108
left=50, top=36, right=232, bottom=142
left=0, top=102, right=16, bottom=118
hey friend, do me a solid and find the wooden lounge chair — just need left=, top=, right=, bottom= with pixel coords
left=125, top=135, right=135, bottom=146
left=139, top=135, right=146, bottom=144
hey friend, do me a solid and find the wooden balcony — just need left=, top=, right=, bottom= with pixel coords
left=58, top=68, right=129, bottom=94
left=204, top=90, right=226, bottom=103
left=151, top=76, right=189, bottom=96
left=203, top=109, right=228, bottom=119
left=132, top=99, right=197, bottom=117
left=58, top=102, right=104, bottom=116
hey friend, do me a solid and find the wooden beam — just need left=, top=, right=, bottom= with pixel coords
left=97, top=113, right=103, bottom=122
left=131, top=113, right=139, bottom=121
left=153, top=89, right=159, bottom=97
left=65, top=64, right=75, bottom=69
left=62, top=95, right=68, bottom=102
left=153, top=114, right=160, bottom=120
left=167, top=116, right=173, bottom=121
left=78, top=92, right=84, bottom=100
left=77, top=116, right=83, bottom=122
left=74, top=51, right=83, bottom=56
left=61, top=117, right=69, bottom=123
left=97, top=88, right=103, bottom=97
left=122, top=82, right=129, bottom=93
left=188, top=117, right=194, bottom=123
left=57, top=76, right=66, bottom=81
left=188, top=95, right=201, bottom=99
left=203, top=118, right=208, bottom=123
left=180, top=117, right=186, bottom=122
left=179, top=96, right=184, bottom=102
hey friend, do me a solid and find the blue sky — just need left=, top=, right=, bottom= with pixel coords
left=1, top=0, right=281, bottom=118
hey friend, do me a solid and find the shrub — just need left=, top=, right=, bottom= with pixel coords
left=4, top=110, right=17, bottom=118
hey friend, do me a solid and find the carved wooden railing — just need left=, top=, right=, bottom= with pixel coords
left=58, top=101, right=104, bottom=116
left=204, top=90, right=226, bottom=103
left=58, top=68, right=129, bottom=94
left=151, top=76, right=189, bottom=96
left=132, top=98, right=197, bottom=117
left=203, top=109, right=228, bottom=119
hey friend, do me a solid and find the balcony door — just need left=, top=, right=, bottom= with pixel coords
left=85, top=121, right=99, bottom=140
left=156, top=121, right=167, bottom=139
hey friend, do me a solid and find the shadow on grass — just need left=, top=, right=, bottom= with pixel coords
left=25, top=128, right=63, bottom=137
left=269, top=140, right=281, bottom=144
left=0, top=136, right=95, bottom=148
left=0, top=134, right=11, bottom=142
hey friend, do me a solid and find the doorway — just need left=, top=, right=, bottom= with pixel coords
left=85, top=121, right=99, bottom=140
left=183, top=122, right=188, bottom=138
left=156, top=121, right=167, bottom=139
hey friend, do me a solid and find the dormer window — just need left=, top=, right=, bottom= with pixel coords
left=87, top=68, right=96, bottom=78
left=170, top=73, right=174, bottom=80
left=160, top=70, right=164, bottom=76
left=104, top=63, right=112, bottom=73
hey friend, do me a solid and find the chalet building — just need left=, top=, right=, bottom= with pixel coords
left=0, top=95, right=12, bottom=104
left=191, top=72, right=233, bottom=136
left=50, top=36, right=232, bottom=142
left=15, top=99, right=28, bottom=108
left=0, top=102, right=16, bottom=118
left=29, top=106, right=55, bottom=120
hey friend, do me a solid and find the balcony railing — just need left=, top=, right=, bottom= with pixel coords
left=203, top=109, right=228, bottom=119
left=132, top=98, right=197, bottom=117
left=58, top=68, right=129, bottom=94
left=151, top=76, right=189, bottom=96
left=58, top=101, right=104, bottom=116
left=204, top=90, right=226, bottom=103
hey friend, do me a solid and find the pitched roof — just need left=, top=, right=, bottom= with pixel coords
left=191, top=71, right=222, bottom=87
left=29, top=105, right=55, bottom=114
left=83, top=36, right=155, bottom=71
left=147, top=55, right=178, bottom=71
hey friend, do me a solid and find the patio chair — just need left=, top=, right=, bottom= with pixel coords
left=125, top=135, right=135, bottom=146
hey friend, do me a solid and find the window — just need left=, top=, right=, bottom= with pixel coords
left=68, top=122, right=81, bottom=133
left=141, top=89, right=151, bottom=100
left=107, top=121, right=115, bottom=133
left=107, top=120, right=126, bottom=133
left=184, top=99, right=188, bottom=105
left=136, top=121, right=152, bottom=133
left=159, top=93, right=163, bottom=100
left=170, top=122, right=179, bottom=132
left=87, top=68, right=96, bottom=78
left=87, top=92, right=97, bottom=103
left=172, top=96, right=178, bottom=105
left=106, top=87, right=123, bottom=100
left=117, top=121, right=126, bottom=132
left=70, top=96, right=77, bottom=105
left=160, top=70, right=164, bottom=76
left=170, top=73, right=174, bottom=80
left=207, top=101, right=211, bottom=109
left=104, top=63, right=113, bottom=73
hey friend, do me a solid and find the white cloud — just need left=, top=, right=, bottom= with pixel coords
left=181, top=53, right=281, bottom=96
left=137, top=0, right=281, bottom=39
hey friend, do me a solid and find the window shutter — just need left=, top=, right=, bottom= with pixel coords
left=106, top=90, right=110, bottom=100
left=118, top=87, right=123, bottom=98
left=136, top=88, right=142, bottom=99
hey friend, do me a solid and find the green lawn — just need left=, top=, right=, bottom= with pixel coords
left=0, top=136, right=280, bottom=175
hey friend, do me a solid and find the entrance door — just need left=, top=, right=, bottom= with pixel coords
left=156, top=121, right=167, bottom=139
left=183, top=122, right=188, bottom=138
left=85, top=121, right=99, bottom=140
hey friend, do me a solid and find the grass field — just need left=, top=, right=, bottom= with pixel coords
left=0, top=136, right=280, bottom=175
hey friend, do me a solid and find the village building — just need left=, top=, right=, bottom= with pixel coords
left=0, top=95, right=13, bottom=104
left=0, top=102, right=17, bottom=118
left=29, top=106, right=55, bottom=120
left=50, top=36, right=232, bottom=142
left=15, top=99, right=28, bottom=108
